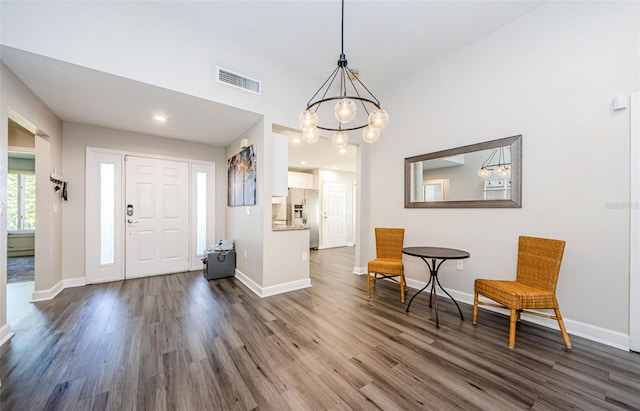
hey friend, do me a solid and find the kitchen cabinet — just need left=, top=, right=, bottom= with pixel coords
left=288, top=171, right=314, bottom=189
left=272, top=133, right=288, bottom=197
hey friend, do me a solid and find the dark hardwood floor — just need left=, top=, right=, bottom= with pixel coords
left=1, top=246, right=639, bottom=410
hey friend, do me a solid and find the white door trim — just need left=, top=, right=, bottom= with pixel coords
left=630, top=92, right=640, bottom=352
left=85, top=149, right=125, bottom=283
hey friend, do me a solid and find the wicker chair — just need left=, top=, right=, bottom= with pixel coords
left=472, top=236, right=571, bottom=349
left=367, top=228, right=406, bottom=302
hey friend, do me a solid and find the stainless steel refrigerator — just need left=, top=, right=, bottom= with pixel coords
left=287, top=188, right=320, bottom=249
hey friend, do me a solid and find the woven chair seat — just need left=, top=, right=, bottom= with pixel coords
left=368, top=258, right=403, bottom=276
left=475, top=279, right=557, bottom=310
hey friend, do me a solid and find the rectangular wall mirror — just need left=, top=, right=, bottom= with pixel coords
left=404, top=135, right=522, bottom=208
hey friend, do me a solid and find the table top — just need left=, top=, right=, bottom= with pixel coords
left=402, top=246, right=470, bottom=260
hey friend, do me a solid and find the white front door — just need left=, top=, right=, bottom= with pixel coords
left=125, top=156, right=189, bottom=278
left=322, top=181, right=347, bottom=248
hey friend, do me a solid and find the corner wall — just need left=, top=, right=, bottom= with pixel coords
left=0, top=61, right=63, bottom=343
left=225, top=119, right=265, bottom=287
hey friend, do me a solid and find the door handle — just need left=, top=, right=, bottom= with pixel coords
left=127, top=219, right=138, bottom=224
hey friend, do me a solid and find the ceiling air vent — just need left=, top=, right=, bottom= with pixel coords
left=217, top=67, right=261, bottom=95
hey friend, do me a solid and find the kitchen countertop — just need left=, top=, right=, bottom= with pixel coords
left=272, top=224, right=310, bottom=231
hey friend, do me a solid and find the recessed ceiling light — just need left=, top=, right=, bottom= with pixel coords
left=339, top=148, right=347, bottom=154
left=300, top=161, right=307, bottom=165
left=292, top=137, right=301, bottom=144
left=153, top=115, right=167, bottom=122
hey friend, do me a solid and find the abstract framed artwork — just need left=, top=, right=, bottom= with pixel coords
left=227, top=144, right=256, bottom=206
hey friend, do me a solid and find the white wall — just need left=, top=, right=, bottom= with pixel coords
left=362, top=1, right=639, bottom=342
left=62, top=122, right=229, bottom=280
left=1, top=61, right=63, bottom=343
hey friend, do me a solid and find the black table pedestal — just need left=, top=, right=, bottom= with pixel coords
left=403, top=247, right=469, bottom=329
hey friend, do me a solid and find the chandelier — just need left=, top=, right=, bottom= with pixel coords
left=298, top=0, right=389, bottom=148
left=478, top=146, right=511, bottom=179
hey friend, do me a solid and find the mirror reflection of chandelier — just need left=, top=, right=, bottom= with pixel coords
left=478, top=146, right=511, bottom=179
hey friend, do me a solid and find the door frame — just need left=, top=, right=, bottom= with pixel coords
left=630, top=92, right=640, bottom=352
left=85, top=147, right=215, bottom=283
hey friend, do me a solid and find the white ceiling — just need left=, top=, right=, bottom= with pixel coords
left=0, top=1, right=545, bottom=172
left=0, top=46, right=263, bottom=147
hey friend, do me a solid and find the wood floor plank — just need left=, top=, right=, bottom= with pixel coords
left=1, top=246, right=639, bottom=410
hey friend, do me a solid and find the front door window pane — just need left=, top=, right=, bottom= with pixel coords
left=196, top=172, right=207, bottom=254
left=100, top=163, right=115, bottom=265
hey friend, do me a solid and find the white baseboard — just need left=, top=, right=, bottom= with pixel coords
left=32, top=280, right=64, bottom=302
left=235, top=269, right=312, bottom=298
left=30, top=277, right=86, bottom=302
left=405, top=278, right=630, bottom=351
left=234, top=269, right=262, bottom=296
left=0, top=324, right=14, bottom=347
left=262, top=278, right=312, bottom=297
left=353, top=266, right=366, bottom=275
left=63, top=277, right=86, bottom=288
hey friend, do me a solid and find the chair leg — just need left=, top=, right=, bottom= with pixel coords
left=400, top=274, right=405, bottom=303
left=472, top=292, right=479, bottom=324
left=554, top=308, right=572, bottom=349
left=367, top=270, right=371, bottom=298
left=509, top=309, right=517, bottom=349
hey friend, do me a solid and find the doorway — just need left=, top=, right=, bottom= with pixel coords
left=6, top=119, right=36, bottom=326
left=86, top=148, right=214, bottom=283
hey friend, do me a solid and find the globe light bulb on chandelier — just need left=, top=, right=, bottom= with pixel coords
left=332, top=131, right=349, bottom=149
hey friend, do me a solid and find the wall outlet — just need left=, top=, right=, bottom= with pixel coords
left=456, top=261, right=464, bottom=270
left=302, top=252, right=308, bottom=261
left=243, top=249, right=248, bottom=259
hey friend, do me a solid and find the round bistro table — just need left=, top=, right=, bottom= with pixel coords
left=402, top=246, right=470, bottom=329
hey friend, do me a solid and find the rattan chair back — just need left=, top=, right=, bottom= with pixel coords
left=516, top=236, right=566, bottom=292
left=375, top=228, right=405, bottom=260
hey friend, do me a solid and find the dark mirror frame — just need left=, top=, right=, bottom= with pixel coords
left=404, top=135, right=522, bottom=208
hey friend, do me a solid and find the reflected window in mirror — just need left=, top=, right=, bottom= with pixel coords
left=404, top=135, right=521, bottom=208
